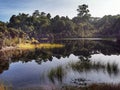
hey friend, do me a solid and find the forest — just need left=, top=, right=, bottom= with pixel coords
left=0, top=4, right=120, bottom=48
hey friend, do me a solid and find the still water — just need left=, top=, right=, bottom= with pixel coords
left=0, top=39, right=120, bottom=88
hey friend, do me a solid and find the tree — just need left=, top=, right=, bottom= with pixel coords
left=33, top=10, right=40, bottom=17
left=77, top=4, right=91, bottom=22
left=47, top=13, right=51, bottom=19
left=41, top=12, right=46, bottom=16
left=77, top=4, right=90, bottom=17
left=53, top=15, right=60, bottom=21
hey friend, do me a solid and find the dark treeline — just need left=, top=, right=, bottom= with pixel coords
left=0, top=4, right=120, bottom=48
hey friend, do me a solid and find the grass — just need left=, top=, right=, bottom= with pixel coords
left=0, top=83, right=12, bottom=90
left=48, top=66, right=66, bottom=83
left=68, top=60, right=119, bottom=75
left=0, top=84, right=5, bottom=90
left=69, top=60, right=105, bottom=72
left=17, top=43, right=64, bottom=50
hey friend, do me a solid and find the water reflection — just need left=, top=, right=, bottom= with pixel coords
left=1, top=40, right=120, bottom=63
left=0, top=39, right=120, bottom=87
left=46, top=58, right=119, bottom=86
left=0, top=60, right=9, bottom=73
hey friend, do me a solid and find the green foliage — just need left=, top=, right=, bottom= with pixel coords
left=76, top=4, right=91, bottom=22
left=0, top=4, right=120, bottom=48
left=94, top=15, right=120, bottom=37
left=0, top=21, right=27, bottom=48
left=77, top=4, right=90, bottom=17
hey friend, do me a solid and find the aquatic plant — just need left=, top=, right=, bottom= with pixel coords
left=107, top=62, right=119, bottom=76
left=69, top=60, right=119, bottom=76
left=48, top=66, right=66, bottom=84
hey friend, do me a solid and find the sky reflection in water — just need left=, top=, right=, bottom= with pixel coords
left=0, top=40, right=120, bottom=87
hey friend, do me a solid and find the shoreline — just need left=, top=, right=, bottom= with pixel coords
left=0, top=43, right=64, bottom=51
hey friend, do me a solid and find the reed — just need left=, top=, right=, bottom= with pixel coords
left=48, top=66, right=66, bottom=83
left=0, top=84, right=5, bottom=90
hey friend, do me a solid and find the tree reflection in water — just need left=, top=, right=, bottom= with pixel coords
left=0, top=39, right=120, bottom=86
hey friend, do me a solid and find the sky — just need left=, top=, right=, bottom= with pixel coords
left=0, top=0, right=120, bottom=22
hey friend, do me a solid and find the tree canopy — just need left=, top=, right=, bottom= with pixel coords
left=0, top=4, right=120, bottom=48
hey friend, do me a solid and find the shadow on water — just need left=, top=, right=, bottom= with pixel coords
left=0, top=60, right=9, bottom=74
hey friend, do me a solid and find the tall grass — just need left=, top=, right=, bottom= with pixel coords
left=0, top=83, right=12, bottom=90
left=69, top=60, right=119, bottom=75
left=17, top=43, right=64, bottom=50
left=48, top=66, right=66, bottom=83
left=0, top=84, right=5, bottom=90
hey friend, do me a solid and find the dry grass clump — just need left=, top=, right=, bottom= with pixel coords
left=17, top=43, right=64, bottom=50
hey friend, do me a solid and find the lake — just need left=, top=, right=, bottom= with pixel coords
left=0, top=39, right=120, bottom=89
